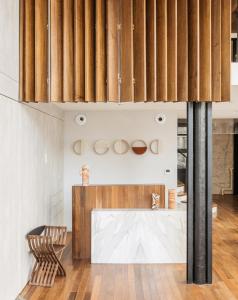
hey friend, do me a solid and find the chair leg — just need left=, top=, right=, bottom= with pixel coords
left=57, top=261, right=66, bottom=276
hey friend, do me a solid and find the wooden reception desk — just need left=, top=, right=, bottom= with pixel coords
left=72, top=184, right=165, bottom=259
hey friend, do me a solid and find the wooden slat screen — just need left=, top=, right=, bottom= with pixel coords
left=20, top=0, right=231, bottom=103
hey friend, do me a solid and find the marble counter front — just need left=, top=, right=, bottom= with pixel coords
left=91, top=208, right=186, bottom=264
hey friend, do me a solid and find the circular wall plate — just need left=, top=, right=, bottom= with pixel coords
left=155, top=113, right=166, bottom=124
left=75, top=114, right=87, bottom=126
left=131, top=140, right=147, bottom=155
left=93, top=140, right=110, bottom=155
left=113, top=139, right=130, bottom=155
left=150, top=139, right=159, bottom=154
left=73, top=140, right=83, bottom=155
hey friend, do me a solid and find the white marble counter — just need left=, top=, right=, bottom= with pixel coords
left=91, top=208, right=186, bottom=264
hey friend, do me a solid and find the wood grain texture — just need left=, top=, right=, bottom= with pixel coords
left=188, top=0, right=199, bottom=101
left=20, top=0, right=231, bottom=103
left=63, top=0, right=74, bottom=102
left=19, top=0, right=25, bottom=101
left=20, top=196, right=238, bottom=300
left=50, top=0, right=63, bottom=102
left=72, top=184, right=165, bottom=259
left=74, top=0, right=85, bottom=102
left=120, top=0, right=134, bottom=102
left=221, top=0, right=231, bottom=102
left=212, top=0, right=221, bottom=101
left=85, top=0, right=95, bottom=102
left=167, top=0, right=177, bottom=101
left=146, top=0, right=157, bottom=102
left=107, top=0, right=119, bottom=102
left=157, top=0, right=167, bottom=101
left=96, top=0, right=106, bottom=102
left=35, top=0, right=48, bottom=102
left=133, top=0, right=146, bottom=102
left=24, top=0, right=35, bottom=102
left=199, top=0, right=211, bottom=101
left=177, top=0, right=188, bottom=101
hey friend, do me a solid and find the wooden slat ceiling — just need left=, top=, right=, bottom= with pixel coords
left=20, top=0, right=231, bottom=103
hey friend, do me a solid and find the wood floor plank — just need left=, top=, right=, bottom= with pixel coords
left=19, top=195, right=238, bottom=300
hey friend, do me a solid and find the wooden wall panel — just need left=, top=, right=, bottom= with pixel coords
left=107, top=0, right=119, bottom=102
left=20, top=0, right=25, bottom=101
left=211, top=0, right=221, bottom=101
left=72, top=184, right=166, bottom=259
left=63, top=0, right=74, bottom=102
left=199, top=0, right=211, bottom=101
left=35, top=0, right=48, bottom=102
left=120, top=0, right=134, bottom=102
left=157, top=0, right=167, bottom=101
left=50, top=0, right=63, bottom=102
left=20, top=0, right=231, bottom=103
left=74, top=0, right=85, bottom=102
left=146, top=0, right=157, bottom=102
left=85, top=0, right=95, bottom=102
left=188, top=0, right=199, bottom=101
left=24, top=0, right=35, bottom=102
left=177, top=0, right=188, bottom=101
left=96, top=0, right=106, bottom=102
left=167, top=0, right=177, bottom=101
left=133, top=0, right=146, bottom=102
left=221, top=0, right=231, bottom=101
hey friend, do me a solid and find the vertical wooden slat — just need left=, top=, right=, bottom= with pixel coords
left=35, top=0, right=48, bottom=102
left=74, top=0, right=85, bottom=102
left=85, top=0, right=95, bottom=102
left=120, top=0, right=133, bottom=102
left=167, top=0, right=177, bottom=101
left=107, top=0, right=119, bottom=102
left=157, top=0, right=167, bottom=101
left=221, top=0, right=231, bottom=101
left=96, top=0, right=106, bottom=102
left=133, top=0, right=146, bottom=102
left=177, top=0, right=188, bottom=101
left=20, top=0, right=25, bottom=101
left=211, top=0, right=221, bottom=101
left=50, top=0, right=63, bottom=102
left=188, top=0, right=199, bottom=101
left=25, top=0, right=35, bottom=102
left=146, top=0, right=157, bottom=102
left=199, top=0, right=211, bottom=101
left=63, top=0, right=74, bottom=102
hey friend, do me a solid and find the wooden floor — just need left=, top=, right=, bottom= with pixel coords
left=20, top=195, right=238, bottom=300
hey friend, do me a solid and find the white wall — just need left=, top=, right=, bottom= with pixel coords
left=0, top=1, right=64, bottom=299
left=64, top=111, right=178, bottom=229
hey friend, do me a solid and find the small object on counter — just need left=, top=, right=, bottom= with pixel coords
left=152, top=193, right=160, bottom=210
left=81, top=164, right=89, bottom=186
left=168, top=189, right=177, bottom=209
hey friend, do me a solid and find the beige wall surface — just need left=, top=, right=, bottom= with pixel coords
left=213, top=120, right=234, bottom=195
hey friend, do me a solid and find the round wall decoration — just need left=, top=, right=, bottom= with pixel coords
left=93, top=140, right=110, bottom=155
left=73, top=140, right=84, bottom=155
left=131, top=140, right=147, bottom=155
left=150, top=139, right=159, bottom=154
left=75, top=114, right=87, bottom=126
left=113, top=139, right=130, bottom=154
left=155, top=113, right=166, bottom=124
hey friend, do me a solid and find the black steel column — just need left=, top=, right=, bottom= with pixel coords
left=187, top=102, right=212, bottom=284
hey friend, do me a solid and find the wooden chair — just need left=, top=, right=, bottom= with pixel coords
left=27, top=225, right=67, bottom=287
